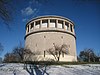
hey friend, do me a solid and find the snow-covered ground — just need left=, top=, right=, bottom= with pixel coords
left=0, top=63, right=100, bottom=75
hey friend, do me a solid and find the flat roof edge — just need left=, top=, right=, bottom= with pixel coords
left=25, top=15, right=74, bottom=28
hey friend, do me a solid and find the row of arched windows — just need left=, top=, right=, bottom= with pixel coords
left=26, top=19, right=74, bottom=33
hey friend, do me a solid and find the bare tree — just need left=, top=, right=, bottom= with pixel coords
left=24, top=47, right=42, bottom=62
left=3, top=52, right=17, bottom=62
left=3, top=53, right=10, bottom=62
left=0, top=0, right=13, bottom=27
left=47, top=44, right=69, bottom=61
left=23, top=48, right=34, bottom=62
left=23, top=48, right=49, bottom=75
left=12, top=46, right=25, bottom=62
left=79, top=48, right=96, bottom=62
left=0, top=0, right=49, bottom=28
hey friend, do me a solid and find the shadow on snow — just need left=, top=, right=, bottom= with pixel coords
left=25, top=64, right=49, bottom=75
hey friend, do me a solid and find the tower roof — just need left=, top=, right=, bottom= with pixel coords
left=26, top=15, right=74, bottom=28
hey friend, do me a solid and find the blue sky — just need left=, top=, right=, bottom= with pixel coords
left=0, top=0, right=100, bottom=57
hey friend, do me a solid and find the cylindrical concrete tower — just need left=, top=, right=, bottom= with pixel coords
left=25, top=15, right=77, bottom=62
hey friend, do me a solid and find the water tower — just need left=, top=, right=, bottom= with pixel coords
left=25, top=15, right=77, bottom=62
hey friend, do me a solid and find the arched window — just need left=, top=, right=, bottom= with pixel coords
left=58, top=20, right=63, bottom=28
left=50, top=19, right=56, bottom=28
left=42, top=20, right=48, bottom=28
left=70, top=24, right=73, bottom=32
left=35, top=21, right=40, bottom=28
left=30, top=22, right=34, bottom=29
left=65, top=22, right=69, bottom=31
left=27, top=25, right=29, bottom=32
